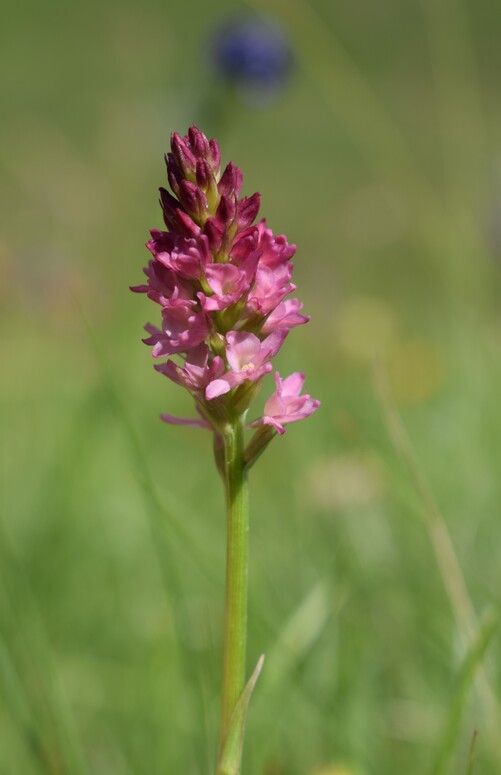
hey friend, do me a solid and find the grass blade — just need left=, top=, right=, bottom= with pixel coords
left=466, top=730, right=478, bottom=775
left=430, top=611, right=497, bottom=775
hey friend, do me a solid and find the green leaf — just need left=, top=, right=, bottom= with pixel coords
left=217, top=655, right=265, bottom=775
left=430, top=610, right=498, bottom=775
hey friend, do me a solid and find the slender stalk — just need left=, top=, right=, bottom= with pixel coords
left=219, top=417, right=249, bottom=751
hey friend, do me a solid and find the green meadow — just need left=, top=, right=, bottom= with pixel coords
left=1, top=0, right=501, bottom=773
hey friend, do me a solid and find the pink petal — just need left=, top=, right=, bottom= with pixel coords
left=280, top=372, right=305, bottom=397
left=226, top=331, right=261, bottom=372
left=206, top=378, right=231, bottom=399
left=160, top=413, right=211, bottom=429
left=261, top=329, right=289, bottom=360
left=262, top=416, right=286, bottom=434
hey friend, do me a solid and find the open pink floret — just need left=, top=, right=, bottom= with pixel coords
left=198, top=264, right=250, bottom=312
left=143, top=301, right=209, bottom=357
left=255, top=220, right=296, bottom=268
left=147, top=231, right=211, bottom=280
left=205, top=329, right=288, bottom=399
left=155, top=344, right=225, bottom=393
left=247, top=263, right=295, bottom=317
left=251, top=371, right=321, bottom=434
left=261, top=299, right=309, bottom=333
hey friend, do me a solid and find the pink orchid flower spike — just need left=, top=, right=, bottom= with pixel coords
left=132, top=125, right=319, bottom=435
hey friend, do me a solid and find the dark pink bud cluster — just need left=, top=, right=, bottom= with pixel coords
left=132, top=126, right=319, bottom=437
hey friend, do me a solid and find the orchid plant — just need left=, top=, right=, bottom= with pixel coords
left=132, top=126, right=319, bottom=773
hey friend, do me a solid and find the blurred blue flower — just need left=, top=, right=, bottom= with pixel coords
left=209, top=14, right=293, bottom=107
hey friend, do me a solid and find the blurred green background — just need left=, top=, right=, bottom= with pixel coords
left=1, top=0, right=501, bottom=773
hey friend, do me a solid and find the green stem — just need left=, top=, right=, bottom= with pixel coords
left=219, top=417, right=249, bottom=751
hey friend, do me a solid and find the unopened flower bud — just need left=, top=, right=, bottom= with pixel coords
left=219, top=161, right=243, bottom=198
left=178, top=180, right=209, bottom=223
left=171, top=132, right=197, bottom=181
left=238, top=193, right=260, bottom=230
left=196, top=160, right=220, bottom=211
left=188, top=126, right=211, bottom=160
left=159, top=187, right=181, bottom=229
left=216, top=193, right=238, bottom=228
left=203, top=217, right=224, bottom=253
left=209, top=138, right=221, bottom=174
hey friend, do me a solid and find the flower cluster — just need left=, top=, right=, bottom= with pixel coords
left=132, top=126, right=319, bottom=440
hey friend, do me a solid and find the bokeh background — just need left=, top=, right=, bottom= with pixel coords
left=1, top=0, right=501, bottom=773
